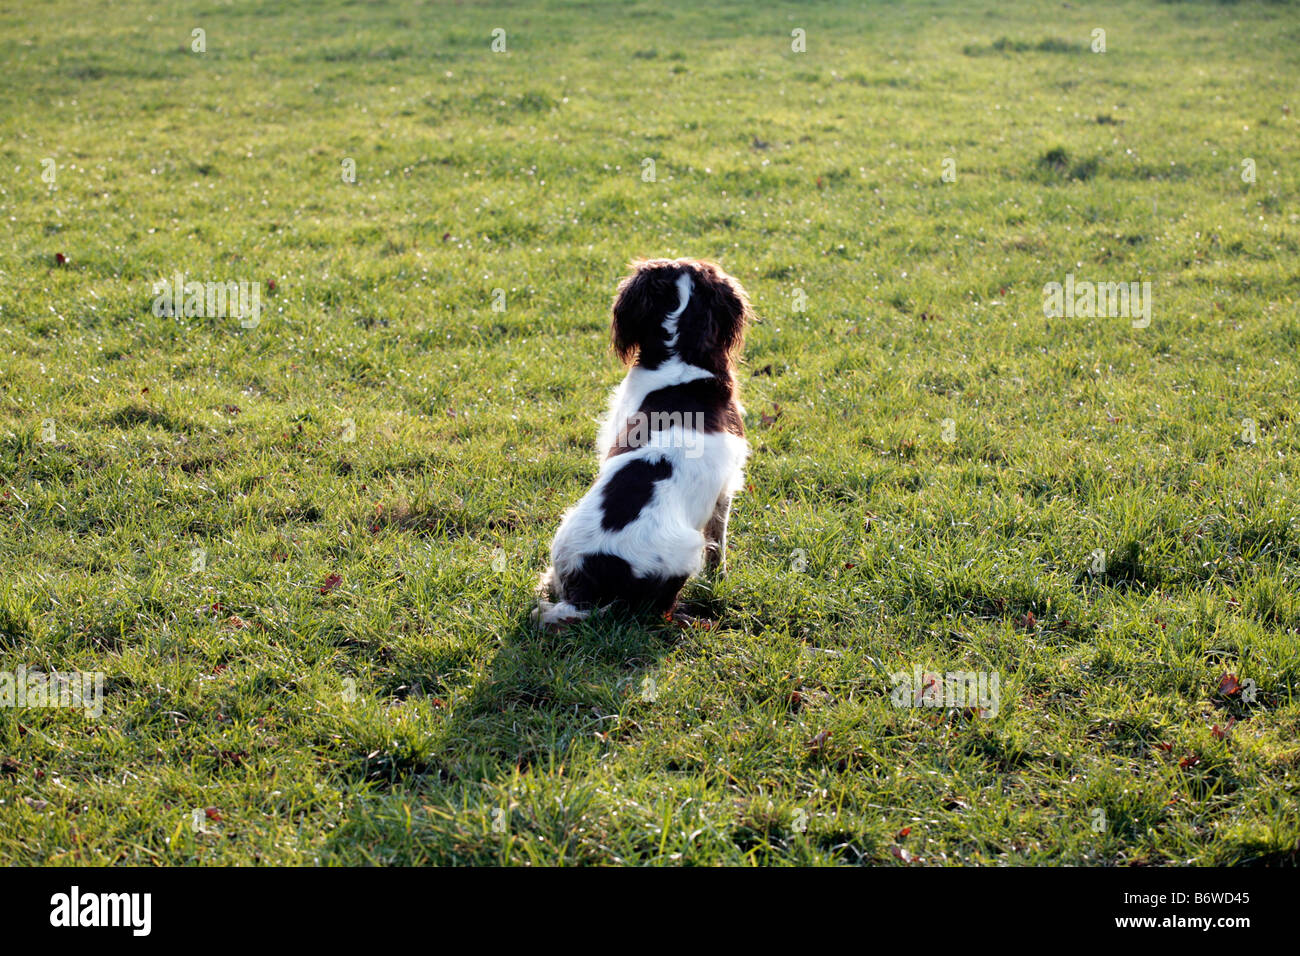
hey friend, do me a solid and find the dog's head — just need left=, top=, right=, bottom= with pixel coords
left=611, top=258, right=752, bottom=374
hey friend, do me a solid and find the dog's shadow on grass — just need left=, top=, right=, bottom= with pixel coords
left=322, top=600, right=717, bottom=861
left=437, top=608, right=687, bottom=780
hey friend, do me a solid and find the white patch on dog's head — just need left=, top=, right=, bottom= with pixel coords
left=663, top=272, right=693, bottom=349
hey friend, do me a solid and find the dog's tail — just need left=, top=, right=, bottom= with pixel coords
left=531, top=599, right=589, bottom=628
left=531, top=567, right=590, bottom=629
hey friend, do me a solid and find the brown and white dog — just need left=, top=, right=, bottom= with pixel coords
left=534, top=258, right=753, bottom=627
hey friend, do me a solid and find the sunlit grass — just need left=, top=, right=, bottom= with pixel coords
left=0, top=0, right=1297, bottom=865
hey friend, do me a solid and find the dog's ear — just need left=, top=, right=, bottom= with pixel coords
left=679, top=260, right=752, bottom=371
left=611, top=259, right=681, bottom=365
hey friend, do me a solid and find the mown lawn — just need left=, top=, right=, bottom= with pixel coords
left=0, top=0, right=1297, bottom=865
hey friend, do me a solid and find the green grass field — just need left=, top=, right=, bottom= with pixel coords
left=1, top=0, right=1298, bottom=865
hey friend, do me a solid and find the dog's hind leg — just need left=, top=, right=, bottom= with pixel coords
left=703, top=493, right=732, bottom=576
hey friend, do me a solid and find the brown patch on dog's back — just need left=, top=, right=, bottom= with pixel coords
left=600, top=457, right=673, bottom=529
left=606, top=376, right=744, bottom=458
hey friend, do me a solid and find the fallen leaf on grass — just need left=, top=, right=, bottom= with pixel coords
left=913, top=674, right=939, bottom=707
left=1211, top=718, right=1235, bottom=740
left=1217, top=673, right=1242, bottom=698
left=320, top=573, right=343, bottom=594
